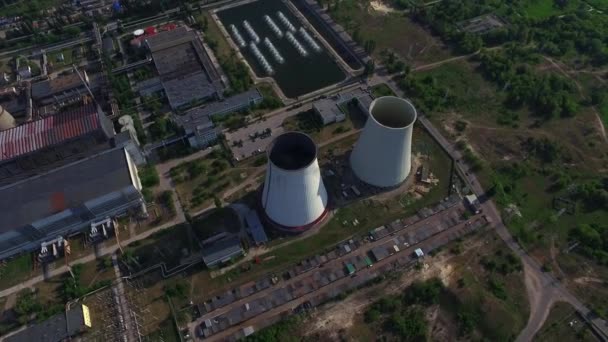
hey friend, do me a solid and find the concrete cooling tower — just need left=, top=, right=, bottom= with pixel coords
left=350, top=96, right=417, bottom=188
left=261, top=131, right=328, bottom=233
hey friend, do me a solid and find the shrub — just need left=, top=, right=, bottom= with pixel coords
left=487, top=278, right=508, bottom=300
left=364, top=309, right=381, bottom=323
left=403, top=278, right=444, bottom=305
left=141, top=187, right=154, bottom=203
left=139, top=166, right=160, bottom=188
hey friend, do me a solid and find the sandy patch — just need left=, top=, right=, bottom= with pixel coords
left=370, top=0, right=399, bottom=14
left=573, top=276, right=604, bottom=285
left=304, top=234, right=490, bottom=338
left=306, top=254, right=455, bottom=338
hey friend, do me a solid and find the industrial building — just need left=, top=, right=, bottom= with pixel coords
left=0, top=104, right=144, bottom=186
left=311, top=88, right=373, bottom=126
left=0, top=147, right=146, bottom=261
left=350, top=96, right=417, bottom=188
left=261, top=132, right=328, bottom=233
left=31, top=70, right=92, bottom=112
left=0, top=83, right=32, bottom=121
left=145, top=26, right=224, bottom=109
left=245, top=210, right=268, bottom=246
left=312, top=98, right=345, bottom=125
left=457, top=14, right=507, bottom=34
left=192, top=88, right=263, bottom=118
left=174, top=109, right=217, bottom=149
left=174, top=89, right=263, bottom=149
left=201, top=236, right=245, bottom=267
left=4, top=304, right=92, bottom=342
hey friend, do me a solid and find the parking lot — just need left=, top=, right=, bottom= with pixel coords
left=224, top=86, right=373, bottom=162
left=188, top=196, right=490, bottom=340
left=224, top=103, right=312, bottom=161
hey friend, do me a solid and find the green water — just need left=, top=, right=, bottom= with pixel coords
left=217, top=0, right=347, bottom=98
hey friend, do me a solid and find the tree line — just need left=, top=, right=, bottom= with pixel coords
left=413, top=0, right=608, bottom=66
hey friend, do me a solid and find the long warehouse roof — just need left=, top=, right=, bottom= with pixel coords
left=0, top=104, right=101, bottom=162
left=0, top=147, right=135, bottom=232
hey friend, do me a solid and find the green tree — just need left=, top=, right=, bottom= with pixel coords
left=364, top=59, right=375, bottom=77
left=364, top=39, right=376, bottom=54
left=214, top=196, right=223, bottom=208
left=387, top=307, right=427, bottom=341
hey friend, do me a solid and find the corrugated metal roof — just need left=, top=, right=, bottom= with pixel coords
left=0, top=105, right=99, bottom=161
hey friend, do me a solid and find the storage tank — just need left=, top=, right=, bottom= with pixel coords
left=261, top=132, right=328, bottom=232
left=0, top=105, right=16, bottom=131
left=350, top=96, right=417, bottom=188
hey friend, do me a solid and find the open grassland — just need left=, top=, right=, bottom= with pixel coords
left=328, top=0, right=450, bottom=66
left=360, top=232, right=528, bottom=341
left=197, top=12, right=232, bottom=58
left=0, top=254, right=34, bottom=291
left=394, top=38, right=608, bottom=325
left=522, top=0, right=583, bottom=19
left=535, top=302, right=597, bottom=341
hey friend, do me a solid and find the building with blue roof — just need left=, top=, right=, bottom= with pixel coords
left=245, top=210, right=268, bottom=245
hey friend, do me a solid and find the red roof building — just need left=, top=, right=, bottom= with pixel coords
left=144, top=26, right=157, bottom=35
left=162, top=23, right=177, bottom=31
left=0, top=105, right=110, bottom=162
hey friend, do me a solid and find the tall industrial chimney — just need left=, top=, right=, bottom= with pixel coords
left=0, top=105, right=16, bottom=131
left=261, top=131, right=328, bottom=233
left=350, top=96, right=417, bottom=188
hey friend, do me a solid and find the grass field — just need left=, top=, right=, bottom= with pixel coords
left=522, top=0, right=582, bottom=19
left=48, top=49, right=74, bottom=68
left=198, top=12, right=233, bottom=59
left=172, top=151, right=259, bottom=212
left=282, top=106, right=360, bottom=144
left=600, top=101, right=608, bottom=127
left=191, top=207, right=241, bottom=240
left=535, top=302, right=596, bottom=341
left=415, top=59, right=516, bottom=125
left=123, top=224, right=197, bottom=273
left=329, top=0, right=450, bottom=66
left=371, top=83, right=396, bottom=97
left=0, top=254, right=34, bottom=291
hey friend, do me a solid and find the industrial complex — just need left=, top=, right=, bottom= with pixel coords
left=0, top=147, right=146, bottom=261
left=1, top=0, right=602, bottom=341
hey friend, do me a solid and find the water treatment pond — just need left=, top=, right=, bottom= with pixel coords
left=217, top=0, right=347, bottom=99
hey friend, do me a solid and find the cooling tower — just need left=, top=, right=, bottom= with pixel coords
left=261, top=132, right=328, bottom=232
left=350, top=96, right=417, bottom=188
left=0, top=105, right=16, bottom=131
